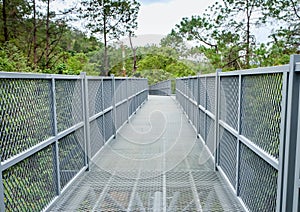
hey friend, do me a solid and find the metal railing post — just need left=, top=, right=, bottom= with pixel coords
left=196, top=76, right=200, bottom=137
left=214, top=69, right=221, bottom=170
left=51, top=77, right=61, bottom=195
left=111, top=75, right=116, bottom=138
left=235, top=73, right=242, bottom=196
left=279, top=54, right=300, bottom=212
left=0, top=165, right=5, bottom=211
left=81, top=72, right=91, bottom=170
left=102, top=78, right=106, bottom=142
left=126, top=76, right=129, bottom=122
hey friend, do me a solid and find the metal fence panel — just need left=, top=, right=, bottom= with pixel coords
left=239, top=143, right=278, bottom=211
left=240, top=73, right=283, bottom=159
left=219, top=126, right=237, bottom=188
left=88, top=79, right=103, bottom=117
left=0, top=79, right=54, bottom=162
left=90, top=116, right=105, bottom=158
left=59, top=127, right=85, bottom=189
left=103, top=79, right=112, bottom=110
left=55, top=79, right=83, bottom=133
left=199, top=77, right=206, bottom=108
left=206, top=77, right=215, bottom=114
left=175, top=60, right=293, bottom=212
left=3, top=144, right=57, bottom=211
left=220, top=76, right=239, bottom=131
left=0, top=72, right=148, bottom=211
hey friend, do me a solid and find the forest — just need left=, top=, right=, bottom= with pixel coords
left=0, top=0, right=299, bottom=84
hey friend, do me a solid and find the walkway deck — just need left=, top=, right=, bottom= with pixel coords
left=50, top=96, right=244, bottom=211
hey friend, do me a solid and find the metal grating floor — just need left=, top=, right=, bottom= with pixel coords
left=50, top=96, right=244, bottom=211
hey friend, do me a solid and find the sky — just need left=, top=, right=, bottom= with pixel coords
left=53, top=0, right=269, bottom=45
left=135, top=0, right=216, bottom=36
left=53, top=0, right=216, bottom=36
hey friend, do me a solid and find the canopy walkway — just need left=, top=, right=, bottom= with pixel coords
left=49, top=96, right=243, bottom=211
left=1, top=55, right=300, bottom=212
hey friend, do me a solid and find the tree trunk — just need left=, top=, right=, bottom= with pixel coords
left=33, top=0, right=37, bottom=68
left=129, top=34, right=137, bottom=74
left=2, top=0, right=8, bottom=42
left=245, top=0, right=250, bottom=68
left=45, top=0, right=50, bottom=68
left=103, top=15, right=108, bottom=76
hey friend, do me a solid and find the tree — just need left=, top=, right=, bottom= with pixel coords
left=263, top=0, right=300, bottom=53
left=78, top=0, right=140, bottom=76
left=174, top=0, right=266, bottom=70
left=220, top=0, right=264, bottom=68
left=0, top=0, right=31, bottom=42
left=160, top=30, right=189, bottom=57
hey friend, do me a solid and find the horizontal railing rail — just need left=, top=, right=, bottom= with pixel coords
left=0, top=72, right=148, bottom=212
left=176, top=55, right=300, bottom=212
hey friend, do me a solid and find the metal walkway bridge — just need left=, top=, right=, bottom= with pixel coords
left=1, top=55, right=300, bottom=212
left=49, top=96, right=243, bottom=211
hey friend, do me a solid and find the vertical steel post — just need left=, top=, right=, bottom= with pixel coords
left=214, top=69, right=221, bottom=170
left=126, top=76, right=129, bottom=122
left=0, top=165, right=5, bottom=211
left=279, top=55, right=300, bottom=212
left=81, top=73, right=91, bottom=170
left=235, top=74, right=242, bottom=195
left=196, top=76, right=200, bottom=137
left=102, top=78, right=106, bottom=142
left=276, top=71, right=288, bottom=211
left=111, top=75, right=116, bottom=138
left=204, top=76, right=207, bottom=144
left=52, top=77, right=61, bottom=195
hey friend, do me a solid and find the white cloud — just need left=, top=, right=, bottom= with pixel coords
left=136, top=0, right=216, bottom=36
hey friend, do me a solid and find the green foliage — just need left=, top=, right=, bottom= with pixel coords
left=78, top=0, right=140, bottom=75
left=0, top=43, right=32, bottom=72
left=136, top=69, right=173, bottom=85
left=165, top=62, right=195, bottom=77
left=67, top=53, right=88, bottom=74
left=173, top=0, right=299, bottom=71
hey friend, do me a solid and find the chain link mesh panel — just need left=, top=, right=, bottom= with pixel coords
left=241, top=73, right=283, bottom=159
left=219, top=126, right=237, bottom=188
left=206, top=77, right=215, bottom=114
left=193, top=78, right=198, bottom=103
left=103, top=80, right=112, bottom=110
left=90, top=116, right=105, bottom=158
left=88, top=79, right=103, bottom=117
left=192, top=104, right=198, bottom=128
left=198, top=109, right=206, bottom=139
left=114, top=79, right=122, bottom=103
left=116, top=105, right=123, bottom=130
left=199, top=78, right=206, bottom=108
left=220, top=76, right=239, bottom=130
left=3, top=144, right=57, bottom=211
left=239, top=143, right=277, bottom=211
left=55, top=80, right=83, bottom=133
left=0, top=79, right=53, bottom=162
left=104, top=110, right=114, bottom=141
left=206, top=115, right=215, bottom=154
left=59, top=128, right=85, bottom=189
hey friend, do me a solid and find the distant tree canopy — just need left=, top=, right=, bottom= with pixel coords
left=0, top=0, right=299, bottom=78
left=172, top=0, right=300, bottom=71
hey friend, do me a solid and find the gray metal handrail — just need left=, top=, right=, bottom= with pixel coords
left=175, top=55, right=300, bottom=212
left=0, top=72, right=148, bottom=211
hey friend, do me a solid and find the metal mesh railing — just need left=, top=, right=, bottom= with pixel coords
left=149, top=80, right=171, bottom=96
left=0, top=72, right=148, bottom=211
left=176, top=65, right=290, bottom=211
